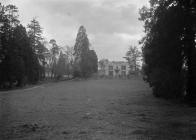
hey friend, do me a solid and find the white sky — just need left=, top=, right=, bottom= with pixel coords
left=2, top=0, right=149, bottom=61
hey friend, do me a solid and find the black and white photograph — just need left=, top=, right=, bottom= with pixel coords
left=0, top=0, right=196, bottom=139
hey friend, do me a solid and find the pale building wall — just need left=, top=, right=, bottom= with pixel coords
left=98, top=61, right=130, bottom=77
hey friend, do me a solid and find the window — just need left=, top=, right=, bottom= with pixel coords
left=121, top=66, right=126, bottom=70
left=109, top=66, right=113, bottom=70
left=121, top=71, right=126, bottom=76
left=109, top=71, right=113, bottom=76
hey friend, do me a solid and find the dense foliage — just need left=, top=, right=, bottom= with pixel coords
left=0, top=3, right=99, bottom=88
left=74, top=26, right=98, bottom=78
left=0, top=4, right=41, bottom=88
left=140, top=0, right=196, bottom=105
left=125, top=45, right=141, bottom=74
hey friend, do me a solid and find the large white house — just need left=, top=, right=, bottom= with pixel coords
left=98, top=60, right=130, bottom=77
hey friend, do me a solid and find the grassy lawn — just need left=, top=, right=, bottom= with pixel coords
left=0, top=78, right=196, bottom=140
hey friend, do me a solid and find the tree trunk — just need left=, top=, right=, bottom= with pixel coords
left=184, top=24, right=196, bottom=106
left=186, top=48, right=196, bottom=106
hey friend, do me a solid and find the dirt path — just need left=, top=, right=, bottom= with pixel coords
left=0, top=78, right=196, bottom=140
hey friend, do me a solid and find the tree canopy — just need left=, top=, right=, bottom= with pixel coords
left=140, top=0, right=196, bottom=105
left=125, top=45, right=141, bottom=73
left=0, top=4, right=43, bottom=88
left=73, top=26, right=98, bottom=78
left=0, top=3, right=99, bottom=89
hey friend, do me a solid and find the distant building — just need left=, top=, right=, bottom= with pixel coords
left=98, top=60, right=130, bottom=78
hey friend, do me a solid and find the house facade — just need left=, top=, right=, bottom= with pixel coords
left=98, top=60, right=130, bottom=78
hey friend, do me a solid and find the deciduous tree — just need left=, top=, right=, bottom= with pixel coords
left=124, top=45, right=141, bottom=73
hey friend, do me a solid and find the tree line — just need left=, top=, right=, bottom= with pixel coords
left=140, top=0, right=196, bottom=106
left=0, top=3, right=98, bottom=89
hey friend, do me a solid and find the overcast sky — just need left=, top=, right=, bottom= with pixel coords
left=3, top=0, right=149, bottom=61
